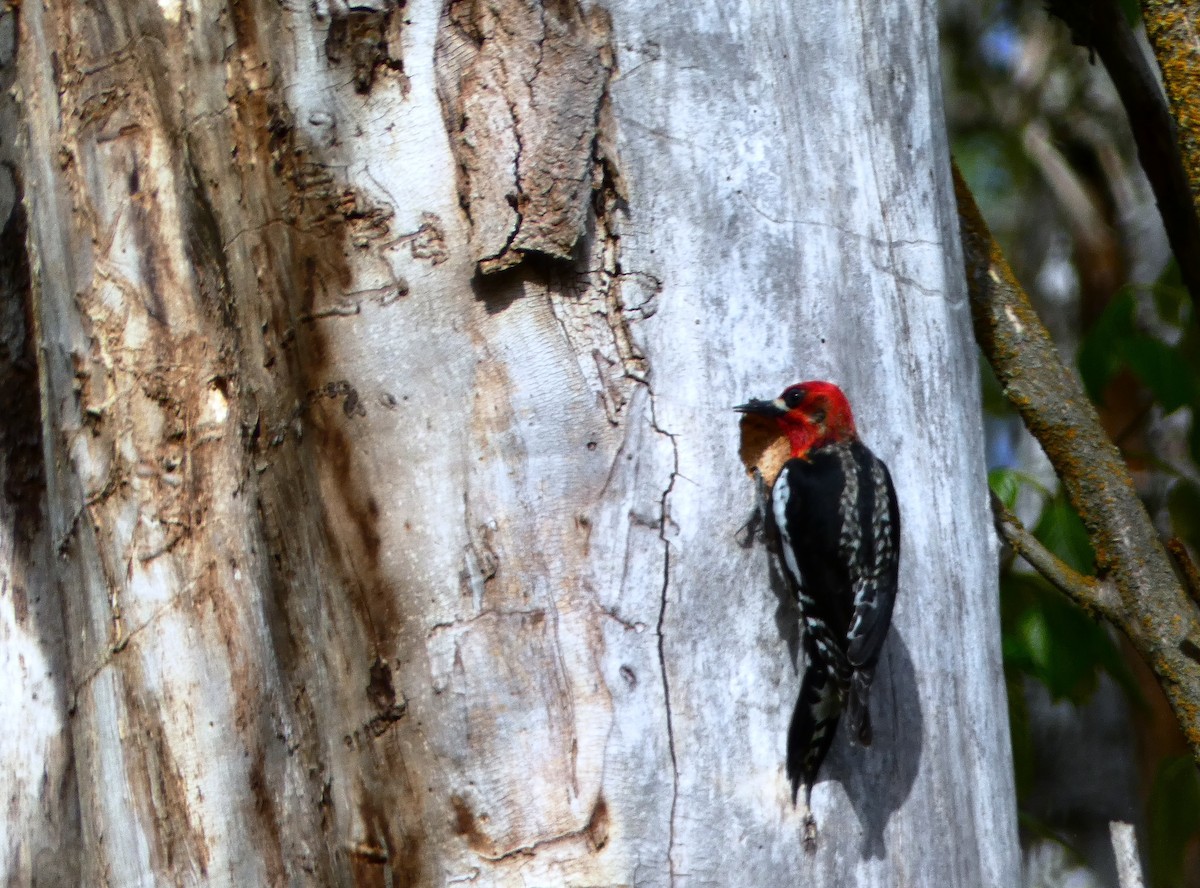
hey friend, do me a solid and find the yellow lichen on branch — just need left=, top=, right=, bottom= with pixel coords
left=1140, top=2, right=1200, bottom=202
left=954, top=162, right=1200, bottom=767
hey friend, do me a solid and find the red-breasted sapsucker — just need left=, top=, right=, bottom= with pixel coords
left=735, top=381, right=900, bottom=845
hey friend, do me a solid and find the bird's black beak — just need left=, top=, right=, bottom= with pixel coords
left=733, top=398, right=786, bottom=417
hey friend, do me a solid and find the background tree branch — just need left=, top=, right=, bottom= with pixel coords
left=1046, top=0, right=1200, bottom=313
left=955, top=163, right=1200, bottom=762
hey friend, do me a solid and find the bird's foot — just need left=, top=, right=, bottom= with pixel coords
left=736, top=469, right=771, bottom=548
left=801, top=805, right=818, bottom=854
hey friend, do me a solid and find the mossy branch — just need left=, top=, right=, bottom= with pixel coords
left=1139, top=1, right=1200, bottom=212
left=954, top=163, right=1200, bottom=762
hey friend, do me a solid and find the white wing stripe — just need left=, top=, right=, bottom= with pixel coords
left=772, top=470, right=806, bottom=591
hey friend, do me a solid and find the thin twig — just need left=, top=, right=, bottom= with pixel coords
left=989, top=491, right=1120, bottom=621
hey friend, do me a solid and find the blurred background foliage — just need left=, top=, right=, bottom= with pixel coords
left=941, top=1, right=1200, bottom=886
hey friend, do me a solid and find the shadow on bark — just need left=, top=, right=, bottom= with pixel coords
left=821, top=630, right=922, bottom=859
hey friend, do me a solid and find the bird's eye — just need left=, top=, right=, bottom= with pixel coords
left=783, top=389, right=805, bottom=409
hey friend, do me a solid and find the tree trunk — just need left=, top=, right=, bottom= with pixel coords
left=2, top=0, right=1020, bottom=884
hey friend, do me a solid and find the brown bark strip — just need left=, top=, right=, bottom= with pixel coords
left=1140, top=1, right=1200, bottom=211
left=435, top=0, right=614, bottom=274
left=955, top=163, right=1200, bottom=762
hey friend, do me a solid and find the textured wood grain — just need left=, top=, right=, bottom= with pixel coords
left=6, top=0, right=1020, bottom=884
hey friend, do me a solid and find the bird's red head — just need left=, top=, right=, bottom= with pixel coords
left=735, top=380, right=857, bottom=458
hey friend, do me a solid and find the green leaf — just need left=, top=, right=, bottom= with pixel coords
left=1077, top=291, right=1135, bottom=404
left=1033, top=495, right=1095, bottom=575
left=989, top=468, right=1022, bottom=511
left=1151, top=276, right=1189, bottom=330
left=1123, top=337, right=1199, bottom=415
left=1076, top=283, right=1200, bottom=417
left=1115, top=0, right=1143, bottom=27
left=1147, top=756, right=1200, bottom=888
left=999, top=571, right=1139, bottom=707
left=988, top=468, right=1053, bottom=511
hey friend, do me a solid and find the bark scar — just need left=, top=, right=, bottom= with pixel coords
left=434, top=0, right=615, bottom=274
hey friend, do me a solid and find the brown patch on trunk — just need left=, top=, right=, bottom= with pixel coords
left=118, top=673, right=212, bottom=880
left=347, top=844, right=389, bottom=888
left=247, top=745, right=288, bottom=880
left=215, top=40, right=431, bottom=849
left=325, top=2, right=408, bottom=95
left=365, top=657, right=408, bottom=737
left=225, top=2, right=405, bottom=639
left=451, top=794, right=489, bottom=853
left=584, top=794, right=608, bottom=851
left=350, top=793, right=423, bottom=887
left=435, top=0, right=616, bottom=273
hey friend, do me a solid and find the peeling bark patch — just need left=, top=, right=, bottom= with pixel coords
left=256, top=103, right=395, bottom=311
left=547, top=255, right=652, bottom=425
left=325, top=3, right=408, bottom=95
left=386, top=211, right=449, bottom=266
left=435, top=0, right=615, bottom=273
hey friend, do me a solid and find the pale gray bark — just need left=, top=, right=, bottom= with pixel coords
left=2, top=0, right=1019, bottom=885
left=1110, top=822, right=1145, bottom=888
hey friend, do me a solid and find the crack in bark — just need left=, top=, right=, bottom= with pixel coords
left=467, top=794, right=608, bottom=863
left=647, top=387, right=680, bottom=884
left=426, top=607, right=546, bottom=639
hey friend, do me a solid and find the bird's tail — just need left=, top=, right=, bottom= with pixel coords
left=844, top=668, right=874, bottom=746
left=787, top=663, right=840, bottom=804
